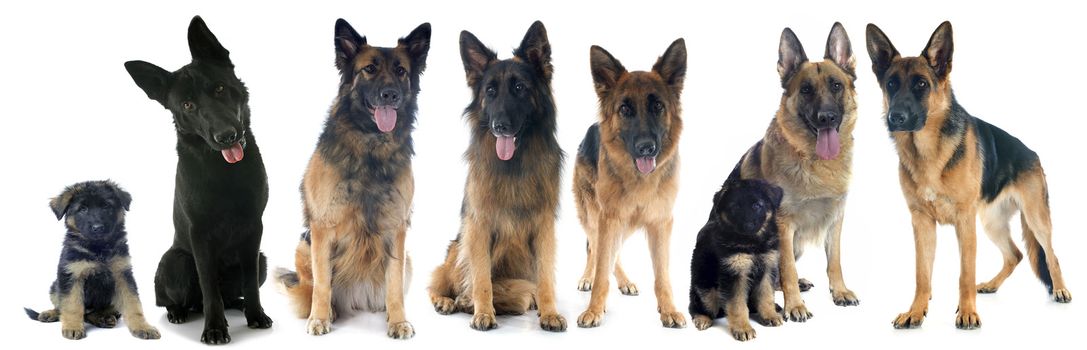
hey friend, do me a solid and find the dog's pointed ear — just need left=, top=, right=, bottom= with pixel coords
left=778, top=28, right=808, bottom=87
left=922, top=21, right=954, bottom=80
left=400, top=22, right=431, bottom=74
left=652, top=38, right=687, bottom=96
left=334, top=18, right=367, bottom=75
left=460, top=30, right=497, bottom=88
left=125, top=60, right=173, bottom=106
left=49, top=188, right=75, bottom=221
left=589, top=45, right=626, bottom=97
left=514, top=20, right=553, bottom=81
left=825, top=22, right=855, bottom=79
left=188, top=16, right=232, bottom=66
left=865, top=23, right=900, bottom=81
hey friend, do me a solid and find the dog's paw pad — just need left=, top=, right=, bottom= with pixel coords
left=132, top=326, right=161, bottom=340
left=1054, top=288, right=1072, bottom=303
left=955, top=309, right=981, bottom=330
left=660, top=311, right=687, bottom=328
left=729, top=323, right=756, bottom=341
left=62, top=328, right=86, bottom=340
left=246, top=312, right=273, bottom=329
left=785, top=303, right=812, bottom=322
left=892, top=310, right=925, bottom=329
left=976, top=282, right=999, bottom=294
left=618, top=282, right=639, bottom=296
left=387, top=321, right=415, bottom=339
left=692, top=315, right=713, bottom=330
left=200, top=328, right=231, bottom=344
left=306, top=318, right=331, bottom=336
left=832, top=289, right=860, bottom=306
left=540, top=313, right=567, bottom=332
left=798, top=278, right=814, bottom=292
left=577, top=309, right=604, bottom=328
left=577, top=278, right=593, bottom=292
left=470, top=313, right=498, bottom=331
left=433, top=297, right=456, bottom=315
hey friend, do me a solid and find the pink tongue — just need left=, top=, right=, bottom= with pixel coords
left=222, top=143, right=244, bottom=164
left=635, top=157, right=656, bottom=174
left=496, top=136, right=517, bottom=161
left=374, top=106, right=397, bottom=133
left=815, top=128, right=841, bottom=160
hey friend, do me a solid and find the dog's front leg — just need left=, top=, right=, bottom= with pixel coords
left=954, top=210, right=981, bottom=329
left=385, top=226, right=414, bottom=339
left=59, top=273, right=86, bottom=339
left=190, top=237, right=229, bottom=344
left=109, top=257, right=159, bottom=339
left=893, top=209, right=936, bottom=329
left=578, top=214, right=621, bottom=328
left=464, top=216, right=497, bottom=331
left=646, top=216, right=686, bottom=328
left=306, top=224, right=334, bottom=335
left=533, top=218, right=566, bottom=332
left=825, top=210, right=859, bottom=306
left=240, top=232, right=272, bottom=329
left=777, top=216, right=811, bottom=321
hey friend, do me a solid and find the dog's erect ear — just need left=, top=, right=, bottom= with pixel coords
left=400, top=22, right=432, bottom=73
left=460, top=30, right=497, bottom=88
left=866, top=23, right=900, bottom=81
left=825, top=22, right=855, bottom=79
left=922, top=21, right=954, bottom=80
left=125, top=60, right=173, bottom=106
left=778, top=28, right=808, bottom=87
left=514, top=21, right=553, bottom=81
left=589, top=45, right=626, bottom=97
left=188, top=16, right=232, bottom=66
left=653, top=38, right=687, bottom=96
left=334, top=18, right=367, bottom=75
left=49, top=188, right=75, bottom=221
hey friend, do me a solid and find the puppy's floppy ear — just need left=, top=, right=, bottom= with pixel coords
left=514, top=20, right=553, bottom=81
left=188, top=16, right=232, bottom=66
left=922, top=21, right=954, bottom=80
left=112, top=185, right=133, bottom=212
left=125, top=61, right=173, bottom=106
left=653, top=38, right=687, bottom=95
left=400, top=22, right=432, bottom=73
left=763, top=182, right=784, bottom=208
left=49, top=187, right=75, bottom=220
left=865, top=23, right=900, bottom=81
left=778, top=28, right=808, bottom=87
left=460, top=30, right=497, bottom=88
left=589, top=45, right=626, bottom=97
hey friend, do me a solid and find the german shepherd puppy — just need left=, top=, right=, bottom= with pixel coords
left=730, top=23, right=859, bottom=322
left=866, top=21, right=1072, bottom=330
left=428, top=21, right=567, bottom=332
left=125, top=16, right=272, bottom=344
left=574, top=39, right=688, bottom=328
left=689, top=177, right=784, bottom=341
left=274, top=19, right=430, bottom=339
left=25, top=181, right=160, bottom=340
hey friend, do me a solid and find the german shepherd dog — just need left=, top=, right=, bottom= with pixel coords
left=866, top=21, right=1072, bottom=330
left=125, top=16, right=272, bottom=344
left=689, top=177, right=784, bottom=341
left=25, top=181, right=160, bottom=340
left=428, top=21, right=567, bottom=332
left=574, top=39, right=688, bottom=329
left=274, top=19, right=430, bottom=339
left=730, top=23, right=859, bottom=322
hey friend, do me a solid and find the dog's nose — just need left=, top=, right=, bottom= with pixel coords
left=214, top=130, right=238, bottom=145
left=380, top=88, right=401, bottom=105
left=816, top=111, right=839, bottom=126
left=888, top=112, right=908, bottom=127
left=636, top=140, right=658, bottom=157
left=90, top=224, right=105, bottom=234
left=744, top=222, right=756, bottom=232
left=492, top=121, right=511, bottom=135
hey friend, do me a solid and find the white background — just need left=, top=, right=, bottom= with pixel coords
left=1, top=0, right=1082, bottom=348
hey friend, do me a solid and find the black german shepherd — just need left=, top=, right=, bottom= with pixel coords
left=125, top=16, right=272, bottom=344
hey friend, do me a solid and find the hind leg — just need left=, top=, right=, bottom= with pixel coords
left=976, top=201, right=1021, bottom=294
left=1020, top=179, right=1071, bottom=302
left=578, top=238, right=597, bottom=291
left=155, top=247, right=200, bottom=325
left=85, top=308, right=119, bottom=328
left=429, top=243, right=461, bottom=315
left=614, top=255, right=639, bottom=296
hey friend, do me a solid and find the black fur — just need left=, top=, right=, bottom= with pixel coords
left=577, top=123, right=601, bottom=171
left=124, top=16, right=271, bottom=344
left=689, top=178, right=783, bottom=323
left=975, top=116, right=1039, bottom=202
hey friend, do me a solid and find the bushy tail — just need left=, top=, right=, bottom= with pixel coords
left=24, top=308, right=39, bottom=321
left=493, top=279, right=536, bottom=315
left=1021, top=216, right=1053, bottom=293
left=275, top=267, right=313, bottom=318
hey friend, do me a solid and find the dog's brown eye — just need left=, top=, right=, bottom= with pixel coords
left=619, top=105, right=633, bottom=118
left=514, top=83, right=525, bottom=92
left=652, top=101, right=664, bottom=112
left=182, top=101, right=195, bottom=111
left=800, top=86, right=813, bottom=95
left=485, top=85, right=497, bottom=97
left=215, top=85, right=225, bottom=94
left=396, top=67, right=407, bottom=76
left=915, top=80, right=928, bottom=89
left=831, top=82, right=843, bottom=92
left=363, top=64, right=377, bottom=74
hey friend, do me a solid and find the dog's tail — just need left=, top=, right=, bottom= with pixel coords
left=275, top=267, right=313, bottom=319
left=24, top=308, right=39, bottom=321
left=1021, top=216, right=1054, bottom=293
left=493, top=278, right=536, bottom=315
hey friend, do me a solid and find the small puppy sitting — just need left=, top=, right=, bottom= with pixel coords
left=689, top=176, right=784, bottom=341
left=24, top=181, right=159, bottom=340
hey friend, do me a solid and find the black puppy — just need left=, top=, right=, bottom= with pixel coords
left=125, top=16, right=272, bottom=344
left=689, top=176, right=784, bottom=341
left=25, top=181, right=160, bottom=340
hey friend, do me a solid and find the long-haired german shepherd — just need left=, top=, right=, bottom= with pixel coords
left=866, top=21, right=1071, bottom=330
left=274, top=19, right=430, bottom=339
left=427, top=21, right=567, bottom=332
left=125, top=16, right=272, bottom=344
left=730, top=23, right=860, bottom=323
left=573, top=39, right=688, bottom=329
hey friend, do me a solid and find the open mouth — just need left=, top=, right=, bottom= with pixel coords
left=371, top=105, right=398, bottom=133
left=221, top=140, right=245, bottom=164
left=813, top=127, right=841, bottom=160
left=494, top=132, right=517, bottom=161
left=635, top=156, right=656, bottom=174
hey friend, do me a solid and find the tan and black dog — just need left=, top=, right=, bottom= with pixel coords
left=731, top=23, right=860, bottom=322
left=866, top=21, right=1071, bottom=330
left=274, top=19, right=430, bottom=339
left=427, top=21, right=567, bottom=332
left=573, top=39, right=688, bottom=328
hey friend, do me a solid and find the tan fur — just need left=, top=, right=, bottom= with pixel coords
left=108, top=257, right=159, bottom=339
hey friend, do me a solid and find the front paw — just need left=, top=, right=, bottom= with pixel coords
left=387, top=321, right=415, bottom=339
left=432, top=296, right=457, bottom=315
left=577, top=309, right=604, bottom=328
left=200, top=327, right=231, bottom=345
left=955, top=309, right=981, bottom=330
left=832, top=289, right=860, bottom=306
left=306, top=317, right=331, bottom=335
left=692, top=314, right=714, bottom=330
left=539, top=313, right=567, bottom=332
left=87, top=313, right=118, bottom=328
left=470, top=312, right=498, bottom=331
left=757, top=311, right=784, bottom=327
left=166, top=308, right=188, bottom=324
left=892, top=309, right=926, bottom=329
left=577, top=278, right=593, bottom=292
left=729, top=322, right=757, bottom=341
left=660, top=310, right=687, bottom=328
left=1053, top=288, right=1072, bottom=303
left=62, top=327, right=86, bottom=340
left=784, top=303, right=812, bottom=322
left=618, top=281, right=639, bottom=296
left=131, top=326, right=161, bottom=340
left=246, top=310, right=273, bottom=329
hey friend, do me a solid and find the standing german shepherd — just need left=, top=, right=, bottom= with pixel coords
left=574, top=39, right=688, bottom=329
left=866, top=21, right=1072, bottom=330
left=125, top=16, right=272, bottom=345
left=274, top=19, right=430, bottom=339
left=730, top=23, right=860, bottom=322
left=428, top=21, right=567, bottom=332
